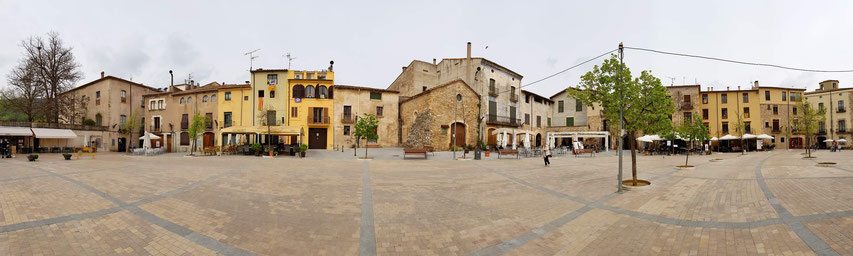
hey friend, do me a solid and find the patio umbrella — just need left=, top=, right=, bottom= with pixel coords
left=637, top=135, right=654, bottom=143
left=756, top=134, right=774, bottom=140
left=512, top=131, right=518, bottom=149
left=524, top=133, right=531, bottom=149
left=139, top=132, right=161, bottom=149
left=502, top=131, right=508, bottom=148
left=824, top=139, right=834, bottom=142
left=742, top=134, right=757, bottom=139
left=719, top=134, right=739, bottom=140
left=647, top=134, right=663, bottom=141
left=838, top=138, right=848, bottom=143
left=710, top=137, right=719, bottom=141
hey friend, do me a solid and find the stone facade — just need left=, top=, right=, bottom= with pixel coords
left=666, top=85, right=701, bottom=128
left=400, top=79, right=480, bottom=151
left=332, top=85, right=400, bottom=148
left=143, top=82, right=221, bottom=153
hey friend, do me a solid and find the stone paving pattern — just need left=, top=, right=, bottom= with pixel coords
left=0, top=149, right=851, bottom=255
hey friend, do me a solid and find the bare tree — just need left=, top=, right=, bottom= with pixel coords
left=21, top=32, right=82, bottom=123
left=2, top=60, right=43, bottom=122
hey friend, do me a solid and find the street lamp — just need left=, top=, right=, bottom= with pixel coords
left=454, top=93, right=462, bottom=159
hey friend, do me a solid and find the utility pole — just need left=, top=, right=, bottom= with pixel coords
left=617, top=42, right=624, bottom=192
left=244, top=49, right=260, bottom=71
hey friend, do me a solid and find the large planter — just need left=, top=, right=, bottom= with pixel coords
left=300, top=151, right=306, bottom=157
left=27, top=154, right=38, bottom=161
left=621, top=179, right=651, bottom=190
left=484, top=151, right=490, bottom=157
left=63, top=154, right=72, bottom=160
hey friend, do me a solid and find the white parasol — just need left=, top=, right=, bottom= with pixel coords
left=637, top=135, right=654, bottom=143
left=502, top=131, right=508, bottom=148
left=524, top=133, right=531, bottom=149
left=139, top=132, right=161, bottom=149
left=710, top=137, right=719, bottom=141
left=742, top=133, right=757, bottom=139
left=719, top=134, right=740, bottom=140
left=837, top=138, right=848, bottom=143
left=824, top=139, right=834, bottom=142
left=756, top=134, right=774, bottom=140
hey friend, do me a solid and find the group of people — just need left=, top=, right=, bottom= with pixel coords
left=830, top=141, right=844, bottom=152
left=0, top=139, right=11, bottom=158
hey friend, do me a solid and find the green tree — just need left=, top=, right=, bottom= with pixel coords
left=120, top=109, right=143, bottom=151
left=256, top=105, right=276, bottom=150
left=568, top=54, right=674, bottom=186
left=677, top=114, right=710, bottom=166
left=354, top=113, right=379, bottom=158
left=730, top=109, right=748, bottom=155
left=186, top=112, right=210, bottom=156
left=797, top=99, right=826, bottom=158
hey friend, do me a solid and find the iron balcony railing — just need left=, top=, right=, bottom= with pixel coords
left=680, top=102, right=693, bottom=110
left=838, top=108, right=846, bottom=113
left=486, top=114, right=522, bottom=127
left=342, top=113, right=355, bottom=124
left=309, top=115, right=331, bottom=125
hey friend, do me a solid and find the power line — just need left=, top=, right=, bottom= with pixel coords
left=624, top=46, right=853, bottom=73
left=493, top=48, right=618, bottom=95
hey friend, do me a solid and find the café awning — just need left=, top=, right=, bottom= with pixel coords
left=31, top=128, right=77, bottom=139
left=0, top=126, right=33, bottom=136
left=220, top=125, right=301, bottom=135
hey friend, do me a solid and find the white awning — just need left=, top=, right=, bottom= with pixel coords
left=0, top=126, right=33, bottom=136
left=31, top=128, right=77, bottom=139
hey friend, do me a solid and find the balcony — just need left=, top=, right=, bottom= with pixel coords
left=486, top=114, right=522, bottom=127
left=680, top=102, right=693, bottom=110
left=510, top=93, right=518, bottom=102
left=817, top=129, right=827, bottom=135
left=839, top=128, right=847, bottom=133
left=149, top=125, right=161, bottom=133
left=489, top=87, right=498, bottom=97
left=771, top=128, right=780, bottom=133
left=838, top=108, right=847, bottom=113
left=341, top=113, right=355, bottom=124
left=309, top=115, right=330, bottom=125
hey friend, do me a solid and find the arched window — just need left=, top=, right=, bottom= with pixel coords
left=202, top=95, right=209, bottom=102
left=210, top=94, right=217, bottom=102
left=318, top=85, right=327, bottom=99
left=187, top=97, right=193, bottom=104
left=179, top=97, right=185, bottom=104
left=305, top=85, right=315, bottom=98
left=293, top=84, right=305, bottom=98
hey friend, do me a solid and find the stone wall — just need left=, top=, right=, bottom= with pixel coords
left=400, top=80, right=480, bottom=151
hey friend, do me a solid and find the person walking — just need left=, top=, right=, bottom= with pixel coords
left=0, top=139, right=8, bottom=159
left=543, top=147, right=551, bottom=166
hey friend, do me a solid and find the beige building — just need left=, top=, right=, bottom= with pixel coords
left=518, top=90, right=552, bottom=147
left=389, top=42, right=524, bottom=148
left=332, top=85, right=400, bottom=148
left=666, top=85, right=702, bottom=128
left=61, top=73, right=158, bottom=151
left=805, top=80, right=851, bottom=148
left=143, top=82, right=221, bottom=153
left=400, top=79, right=480, bottom=150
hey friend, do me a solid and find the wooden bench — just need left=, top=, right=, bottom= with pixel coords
left=74, top=147, right=96, bottom=159
left=573, top=148, right=595, bottom=157
left=498, top=149, right=519, bottom=159
left=403, top=148, right=428, bottom=159
left=423, top=146, right=436, bottom=156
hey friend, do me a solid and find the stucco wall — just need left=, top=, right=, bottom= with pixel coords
left=332, top=88, right=399, bottom=148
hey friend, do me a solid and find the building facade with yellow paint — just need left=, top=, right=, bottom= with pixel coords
left=287, top=69, right=335, bottom=149
left=216, top=83, right=251, bottom=145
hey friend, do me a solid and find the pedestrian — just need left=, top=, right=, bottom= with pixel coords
left=543, top=147, right=551, bottom=166
left=0, top=139, right=7, bottom=159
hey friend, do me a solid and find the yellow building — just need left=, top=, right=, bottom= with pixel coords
left=699, top=81, right=805, bottom=149
left=287, top=69, right=335, bottom=149
left=216, top=83, right=251, bottom=145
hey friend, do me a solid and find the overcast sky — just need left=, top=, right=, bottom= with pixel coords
left=2, top=0, right=852, bottom=96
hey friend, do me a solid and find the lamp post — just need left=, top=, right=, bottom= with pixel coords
left=454, top=94, right=462, bottom=159
left=617, top=42, right=624, bottom=193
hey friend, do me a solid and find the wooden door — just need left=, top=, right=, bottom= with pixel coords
left=451, top=123, right=465, bottom=147
left=203, top=133, right=214, bottom=148
left=309, top=128, right=327, bottom=149
left=487, top=128, right=496, bottom=145
left=166, top=134, right=172, bottom=152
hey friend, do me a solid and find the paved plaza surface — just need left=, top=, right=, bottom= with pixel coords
left=0, top=149, right=852, bottom=255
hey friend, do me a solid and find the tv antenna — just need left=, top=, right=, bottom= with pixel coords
left=284, top=53, right=296, bottom=69
left=666, top=76, right=675, bottom=85
left=244, top=49, right=260, bottom=71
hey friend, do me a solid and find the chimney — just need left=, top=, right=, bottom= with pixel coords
left=402, top=66, right=407, bottom=72
left=726, top=86, right=729, bottom=91
left=433, top=58, right=436, bottom=65
left=100, top=71, right=104, bottom=78
left=753, top=80, right=759, bottom=89
left=466, top=42, right=471, bottom=59
left=329, top=60, right=334, bottom=72
left=737, top=86, right=741, bottom=91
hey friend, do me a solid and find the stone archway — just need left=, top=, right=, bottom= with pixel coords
left=535, top=133, right=542, bottom=147
left=451, top=122, right=466, bottom=148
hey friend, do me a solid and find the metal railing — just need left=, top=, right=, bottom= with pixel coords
left=510, top=93, right=518, bottom=102
left=680, top=102, right=693, bottom=110
left=486, top=115, right=522, bottom=127
left=489, top=87, right=498, bottom=96
left=309, top=115, right=331, bottom=125
left=342, top=113, right=355, bottom=124
left=0, top=121, right=108, bottom=131
left=838, top=108, right=847, bottom=113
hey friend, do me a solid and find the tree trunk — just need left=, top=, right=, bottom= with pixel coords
left=685, top=140, right=690, bottom=166
left=364, top=139, right=368, bottom=158
left=629, top=131, right=638, bottom=186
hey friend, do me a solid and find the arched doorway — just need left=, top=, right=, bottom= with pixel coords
left=535, top=133, right=542, bottom=147
left=451, top=122, right=466, bottom=148
left=487, top=128, right=496, bottom=146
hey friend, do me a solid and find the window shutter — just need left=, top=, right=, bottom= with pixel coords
left=308, top=107, right=314, bottom=123
left=328, top=86, right=333, bottom=99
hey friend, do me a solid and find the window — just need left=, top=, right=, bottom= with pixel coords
left=267, top=74, right=277, bottom=85
left=489, top=79, right=496, bottom=92
left=305, top=85, right=315, bottom=98
left=376, top=106, right=384, bottom=117
left=187, top=97, right=192, bottom=104
left=684, top=112, right=692, bottom=122
left=557, top=101, right=564, bottom=113
left=225, top=92, right=232, bottom=101
left=702, top=94, right=708, bottom=104
left=566, top=117, right=574, bottom=126
left=839, top=120, right=847, bottom=132
left=744, top=107, right=750, bottom=118
left=536, top=116, right=541, bottom=127
left=95, top=113, right=102, bottom=125
left=773, top=105, right=778, bottom=115
left=547, top=118, right=551, bottom=127
left=119, top=115, right=127, bottom=129
left=765, top=91, right=770, bottom=101
left=318, top=85, right=327, bottom=99
left=781, top=137, right=785, bottom=143
left=721, top=94, right=728, bottom=103
left=270, top=90, right=275, bottom=98
left=291, top=107, right=298, bottom=117
left=202, top=95, right=208, bottom=102
left=181, top=114, right=189, bottom=130
left=158, top=100, right=164, bottom=109
left=742, top=93, right=748, bottom=103
left=782, top=91, right=786, bottom=101
left=179, top=97, right=185, bottom=104
left=744, top=121, right=751, bottom=133
left=819, top=103, right=824, bottom=112
left=683, top=95, right=690, bottom=103
left=790, top=92, right=798, bottom=101
left=244, top=96, right=249, bottom=101
left=722, top=122, right=729, bottom=133
left=525, top=114, right=530, bottom=124
left=153, top=117, right=161, bottom=130
left=224, top=112, right=233, bottom=128
left=344, top=126, right=350, bottom=135
left=312, top=108, right=326, bottom=123
left=149, top=101, right=155, bottom=110
left=702, top=109, right=709, bottom=119
left=205, top=113, right=213, bottom=129
left=180, top=132, right=189, bottom=145
left=266, top=110, right=276, bottom=126
left=721, top=108, right=728, bottom=119
left=370, top=92, right=381, bottom=100
left=96, top=91, right=101, bottom=98
left=258, top=90, right=264, bottom=98
left=293, top=84, right=305, bottom=98
left=839, top=100, right=845, bottom=111
left=210, top=94, right=216, bottom=102
left=121, top=90, right=127, bottom=103
left=576, top=101, right=582, bottom=112
left=793, top=107, right=798, bottom=115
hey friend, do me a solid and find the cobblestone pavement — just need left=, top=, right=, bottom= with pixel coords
left=0, top=149, right=851, bottom=255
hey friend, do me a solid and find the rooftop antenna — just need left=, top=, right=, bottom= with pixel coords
left=666, top=76, right=675, bottom=85
left=284, top=53, right=296, bottom=69
left=244, top=49, right=260, bottom=71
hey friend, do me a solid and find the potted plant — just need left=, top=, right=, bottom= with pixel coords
left=250, top=143, right=263, bottom=156
left=299, top=144, right=308, bottom=157
left=27, top=153, right=38, bottom=161
left=62, top=153, right=72, bottom=160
